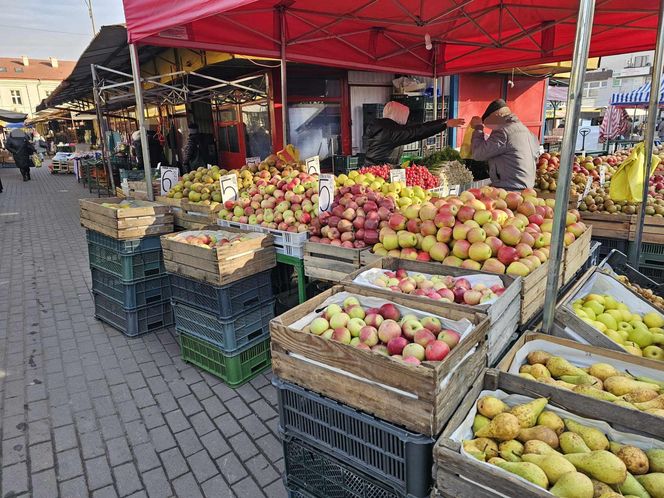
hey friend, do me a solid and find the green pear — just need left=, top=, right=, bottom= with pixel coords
left=499, top=440, right=524, bottom=462
left=631, top=374, right=664, bottom=390
left=520, top=373, right=537, bottom=381
left=572, top=385, right=619, bottom=402
left=563, top=451, right=627, bottom=484
left=646, top=448, right=664, bottom=472
left=634, top=394, right=664, bottom=411
left=473, top=414, right=491, bottom=434
left=523, top=440, right=558, bottom=455
left=510, top=398, right=548, bottom=428
left=537, top=411, right=565, bottom=435
left=604, top=376, right=660, bottom=396
left=635, top=473, right=664, bottom=498
left=564, top=419, right=609, bottom=451
left=517, top=426, right=560, bottom=449
left=476, top=396, right=509, bottom=419
left=559, top=432, right=592, bottom=454
left=617, top=472, right=650, bottom=498
left=529, top=364, right=552, bottom=380
left=494, top=461, right=549, bottom=489
left=622, top=389, right=660, bottom=403
left=613, top=399, right=639, bottom=410
left=590, top=478, right=614, bottom=497
left=549, top=471, right=594, bottom=498
left=609, top=441, right=625, bottom=454
left=475, top=412, right=521, bottom=441
left=464, top=438, right=499, bottom=459
left=522, top=453, right=576, bottom=484
left=588, top=362, right=620, bottom=381
left=547, top=357, right=588, bottom=377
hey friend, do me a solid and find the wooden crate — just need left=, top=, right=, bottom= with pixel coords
left=629, top=214, right=664, bottom=244
left=270, top=283, right=490, bottom=436
left=155, top=196, right=183, bottom=208
left=579, top=211, right=632, bottom=239
left=161, top=229, right=276, bottom=286
left=520, top=259, right=564, bottom=325
left=180, top=200, right=222, bottom=215
left=303, top=243, right=369, bottom=282
left=344, top=257, right=520, bottom=365
left=79, top=198, right=173, bottom=240
left=360, top=250, right=382, bottom=267
left=562, top=225, right=592, bottom=284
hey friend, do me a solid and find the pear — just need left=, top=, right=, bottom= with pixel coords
left=520, top=373, right=537, bottom=381
left=555, top=379, right=578, bottom=390
left=609, top=441, right=625, bottom=454
left=464, top=438, right=499, bottom=459
left=622, top=389, right=660, bottom=403
left=631, top=373, right=664, bottom=390
left=635, top=473, right=664, bottom=498
left=646, top=448, right=664, bottom=472
left=561, top=375, right=603, bottom=389
left=613, top=399, right=638, bottom=410
left=537, top=411, right=565, bottom=435
left=494, top=461, right=549, bottom=489
left=473, top=414, right=491, bottom=434
left=549, top=471, right=594, bottom=498
left=589, top=363, right=620, bottom=381
left=517, top=426, right=560, bottom=449
left=559, top=432, right=592, bottom=454
left=463, top=440, right=488, bottom=461
left=510, top=398, right=548, bottom=428
left=529, top=364, right=552, bottom=380
left=604, top=376, right=661, bottom=397
left=617, top=472, right=650, bottom=498
left=564, top=451, right=627, bottom=484
left=547, top=357, right=588, bottom=377
left=634, top=394, right=664, bottom=411
left=527, top=350, right=552, bottom=365
left=615, top=446, right=650, bottom=475
left=476, top=396, right=509, bottom=419
left=596, top=494, right=625, bottom=498
left=475, top=412, right=521, bottom=441
left=564, top=419, right=609, bottom=451
left=487, top=456, right=506, bottom=465
left=645, top=408, right=664, bottom=417
left=590, top=478, right=614, bottom=498
left=572, top=385, right=619, bottom=402
left=522, top=439, right=558, bottom=455
left=499, top=440, right=524, bottom=462
left=520, top=364, right=533, bottom=374
left=522, top=453, right=576, bottom=483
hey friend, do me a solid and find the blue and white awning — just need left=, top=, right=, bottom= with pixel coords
left=610, top=81, right=664, bottom=107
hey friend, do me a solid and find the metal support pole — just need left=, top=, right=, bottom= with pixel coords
left=542, top=0, right=596, bottom=334
left=629, top=0, right=664, bottom=266
left=279, top=7, right=288, bottom=149
left=91, top=64, right=115, bottom=192
left=129, top=43, right=154, bottom=201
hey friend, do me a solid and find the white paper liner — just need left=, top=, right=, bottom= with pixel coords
left=352, top=268, right=504, bottom=305
left=449, top=389, right=664, bottom=496
left=169, top=229, right=264, bottom=241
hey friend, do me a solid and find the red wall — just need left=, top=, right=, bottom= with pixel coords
left=507, top=76, right=547, bottom=141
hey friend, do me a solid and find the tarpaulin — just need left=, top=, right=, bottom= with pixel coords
left=122, top=0, right=661, bottom=76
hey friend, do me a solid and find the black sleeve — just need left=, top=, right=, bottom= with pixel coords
left=388, top=120, right=448, bottom=146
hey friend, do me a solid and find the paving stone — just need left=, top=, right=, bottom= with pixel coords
left=148, top=425, right=176, bottom=453
left=232, top=476, right=266, bottom=498
left=132, top=442, right=161, bottom=472
left=92, top=485, right=120, bottom=498
left=201, top=475, right=232, bottom=497
left=174, top=428, right=204, bottom=457
left=85, top=455, right=114, bottom=490
left=200, top=430, right=231, bottom=459
left=245, top=453, right=281, bottom=487
left=214, top=413, right=242, bottom=439
left=113, top=462, right=143, bottom=497
left=106, top=437, right=132, bottom=466
left=2, top=436, right=27, bottom=466
left=80, top=431, right=106, bottom=460
left=60, top=475, right=90, bottom=498
left=164, top=409, right=190, bottom=433
left=263, top=479, right=289, bottom=498
left=160, top=447, right=189, bottom=480
left=142, top=467, right=173, bottom=498
left=2, top=462, right=29, bottom=496
left=216, top=452, right=248, bottom=484
left=187, top=449, right=218, bottom=483
left=224, top=396, right=252, bottom=419
left=56, top=448, right=84, bottom=481
left=190, top=411, right=215, bottom=437
left=229, top=431, right=259, bottom=461
left=99, top=414, right=125, bottom=441
left=171, top=472, right=204, bottom=498
left=31, top=468, right=58, bottom=498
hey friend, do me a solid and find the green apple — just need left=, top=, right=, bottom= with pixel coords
left=652, top=332, right=664, bottom=345
left=617, top=302, right=630, bottom=312
left=606, top=329, right=626, bottom=345
left=596, top=313, right=618, bottom=331
left=584, top=300, right=604, bottom=317
left=618, top=322, right=633, bottom=333
left=604, top=296, right=619, bottom=310
left=593, top=320, right=608, bottom=333
left=628, top=327, right=654, bottom=348
left=617, top=329, right=629, bottom=341
left=623, top=341, right=643, bottom=356
left=585, top=294, right=606, bottom=306
left=643, top=345, right=664, bottom=361
left=644, top=312, right=664, bottom=329
left=582, top=307, right=597, bottom=320
left=606, top=309, right=623, bottom=322
left=620, top=309, right=633, bottom=322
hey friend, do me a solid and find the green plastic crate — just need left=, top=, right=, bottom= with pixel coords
left=178, top=333, right=271, bottom=387
left=640, top=242, right=664, bottom=265
left=88, top=243, right=164, bottom=283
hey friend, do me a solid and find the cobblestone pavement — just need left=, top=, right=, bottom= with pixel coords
left=0, top=166, right=286, bottom=498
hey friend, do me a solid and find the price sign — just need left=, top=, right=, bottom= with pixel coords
left=246, top=157, right=261, bottom=166
left=160, top=166, right=180, bottom=195
left=599, top=165, right=607, bottom=186
left=219, top=174, right=239, bottom=203
left=207, top=163, right=212, bottom=169
left=578, top=176, right=593, bottom=207
left=448, top=184, right=461, bottom=196
left=306, top=155, right=321, bottom=175
left=318, top=174, right=335, bottom=215
left=121, top=178, right=130, bottom=197
left=390, top=169, right=406, bottom=183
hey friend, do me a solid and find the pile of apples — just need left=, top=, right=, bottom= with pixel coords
left=358, top=165, right=391, bottom=180
left=535, top=152, right=619, bottom=194
left=171, top=231, right=248, bottom=249
left=369, top=269, right=505, bottom=305
left=217, top=171, right=318, bottom=233
left=304, top=296, right=461, bottom=365
left=309, top=185, right=396, bottom=248
left=406, top=164, right=439, bottom=189
left=370, top=187, right=587, bottom=277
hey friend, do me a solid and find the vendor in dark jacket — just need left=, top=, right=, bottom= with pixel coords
left=5, top=129, right=36, bottom=181
left=363, top=101, right=465, bottom=165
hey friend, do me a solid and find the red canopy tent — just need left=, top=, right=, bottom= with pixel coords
left=122, top=0, right=660, bottom=76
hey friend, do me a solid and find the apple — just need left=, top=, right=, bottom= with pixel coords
left=378, top=320, right=402, bottom=343
left=453, top=224, right=471, bottom=241
left=403, top=356, right=421, bottom=366
left=452, top=240, right=471, bottom=259
left=468, top=242, right=492, bottom=262
left=329, top=312, right=350, bottom=330
left=438, top=330, right=461, bottom=349
left=379, top=303, right=401, bottom=321
left=463, top=290, right=482, bottom=305
left=413, top=328, right=436, bottom=347
left=425, top=340, right=451, bottom=361
left=499, top=225, right=522, bottom=246
left=402, top=343, right=425, bottom=361
left=310, top=317, right=329, bottom=335
left=473, top=210, right=492, bottom=225
left=372, top=344, right=389, bottom=355
left=515, top=243, right=533, bottom=258
left=324, top=304, right=343, bottom=320
left=355, top=343, right=371, bottom=351
left=467, top=227, right=487, bottom=244
left=497, top=245, right=519, bottom=265
left=359, top=326, right=379, bottom=346
left=482, top=258, right=506, bottom=274
left=365, top=313, right=384, bottom=329
left=321, top=329, right=334, bottom=340
left=347, top=317, right=366, bottom=337
left=332, top=327, right=351, bottom=344
left=387, top=336, right=409, bottom=356
left=436, top=227, right=453, bottom=243
left=506, top=261, right=531, bottom=277
left=421, top=316, right=442, bottom=334
left=429, top=242, right=450, bottom=262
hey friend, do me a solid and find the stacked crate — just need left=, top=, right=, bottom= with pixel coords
left=162, top=229, right=277, bottom=387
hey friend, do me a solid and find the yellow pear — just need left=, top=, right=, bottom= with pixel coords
left=604, top=376, right=660, bottom=397
left=537, top=411, right=565, bottom=435
left=635, top=473, right=664, bottom=498
left=510, top=398, right=548, bottom=428
left=520, top=373, right=537, bottom=381
left=572, top=385, right=619, bottom=402
left=549, top=471, right=594, bottom=498
left=522, top=453, right=576, bottom=484
left=588, top=363, right=620, bottom=381
left=546, top=357, right=588, bottom=377
left=647, top=448, right=664, bottom=472
left=559, top=432, right=592, bottom=454
left=476, top=396, right=509, bottom=419
left=527, top=350, right=552, bottom=365
left=517, top=426, right=560, bottom=449
left=494, top=461, right=549, bottom=489
left=499, top=440, right=524, bottom=462
left=622, top=389, right=660, bottom=403
left=590, top=478, right=614, bottom=497
left=529, top=364, right=552, bottom=380
left=563, top=451, right=627, bottom=484
left=564, top=419, right=609, bottom=451
left=475, top=412, right=521, bottom=441
left=615, top=446, right=650, bottom=475
left=523, top=440, right=558, bottom=455
left=464, top=438, right=499, bottom=459
left=634, top=394, right=664, bottom=411
left=473, top=414, right=491, bottom=434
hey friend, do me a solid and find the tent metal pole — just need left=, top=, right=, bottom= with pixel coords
left=279, top=7, right=288, bottom=149
left=629, top=0, right=664, bottom=266
left=91, top=64, right=115, bottom=192
left=542, top=0, right=596, bottom=334
left=129, top=43, right=154, bottom=201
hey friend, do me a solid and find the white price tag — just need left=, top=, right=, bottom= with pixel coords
left=306, top=155, right=321, bottom=175
left=318, top=174, right=335, bottom=215
left=121, top=178, right=130, bottom=197
left=390, top=169, right=406, bottom=183
left=583, top=176, right=593, bottom=197
left=160, top=166, right=180, bottom=196
left=599, top=165, right=606, bottom=186
left=449, top=184, right=461, bottom=196
left=219, top=174, right=239, bottom=203
left=207, top=163, right=212, bottom=169
left=246, top=156, right=261, bottom=166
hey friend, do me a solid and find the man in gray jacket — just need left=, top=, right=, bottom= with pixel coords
left=470, top=99, right=538, bottom=191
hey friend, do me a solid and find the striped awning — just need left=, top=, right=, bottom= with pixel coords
left=610, top=81, right=664, bottom=107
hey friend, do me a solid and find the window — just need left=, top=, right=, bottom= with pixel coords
left=14, top=66, right=23, bottom=73
left=242, top=102, right=272, bottom=160
left=288, top=102, right=341, bottom=161
left=633, top=55, right=650, bottom=67
left=10, top=90, right=23, bottom=105
left=0, top=67, right=6, bottom=72
left=612, top=79, right=622, bottom=88
left=582, top=80, right=607, bottom=98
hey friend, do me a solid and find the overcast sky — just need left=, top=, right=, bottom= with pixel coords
left=1, top=0, right=126, bottom=60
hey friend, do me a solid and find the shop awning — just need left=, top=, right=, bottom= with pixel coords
left=0, top=109, right=28, bottom=123
left=610, top=80, right=664, bottom=107
left=122, top=0, right=661, bottom=76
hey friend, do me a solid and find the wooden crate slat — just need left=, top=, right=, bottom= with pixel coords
left=580, top=211, right=631, bottom=239
left=562, top=226, right=592, bottom=284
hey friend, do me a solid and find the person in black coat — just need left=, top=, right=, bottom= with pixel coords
left=5, top=129, right=36, bottom=181
left=363, top=101, right=465, bottom=166
left=182, top=123, right=204, bottom=173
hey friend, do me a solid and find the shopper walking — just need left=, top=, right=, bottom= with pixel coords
left=5, top=129, right=36, bottom=181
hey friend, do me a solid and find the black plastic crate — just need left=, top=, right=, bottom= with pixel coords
left=638, top=263, right=664, bottom=284
left=91, top=268, right=171, bottom=308
left=172, top=300, right=274, bottom=353
left=284, top=436, right=400, bottom=498
left=599, top=250, right=663, bottom=291
left=86, top=229, right=162, bottom=255
left=640, top=242, right=664, bottom=265
left=274, top=377, right=434, bottom=498
left=88, top=243, right=165, bottom=283
left=592, top=236, right=628, bottom=258
left=93, top=292, right=173, bottom=337
left=168, top=270, right=273, bottom=319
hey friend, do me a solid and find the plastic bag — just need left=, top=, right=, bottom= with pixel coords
left=460, top=128, right=473, bottom=159
left=609, top=142, right=661, bottom=202
left=31, top=153, right=42, bottom=168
